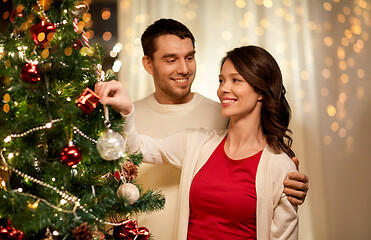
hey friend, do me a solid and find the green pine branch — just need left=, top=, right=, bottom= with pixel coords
left=0, top=0, right=165, bottom=238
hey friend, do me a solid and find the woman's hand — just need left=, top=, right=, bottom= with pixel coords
left=94, top=80, right=133, bottom=115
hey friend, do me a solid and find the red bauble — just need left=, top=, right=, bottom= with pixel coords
left=29, top=21, right=56, bottom=46
left=113, top=220, right=137, bottom=240
left=10, top=10, right=24, bottom=23
left=72, top=39, right=83, bottom=50
left=60, top=142, right=82, bottom=167
left=75, top=87, right=101, bottom=114
left=0, top=225, right=24, bottom=240
left=137, top=227, right=149, bottom=240
left=21, top=62, right=41, bottom=83
left=112, top=220, right=149, bottom=240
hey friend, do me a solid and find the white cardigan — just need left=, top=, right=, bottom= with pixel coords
left=124, top=111, right=298, bottom=240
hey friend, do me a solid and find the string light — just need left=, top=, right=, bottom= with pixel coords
left=73, top=126, right=98, bottom=143
left=1, top=0, right=133, bottom=229
left=0, top=150, right=127, bottom=226
left=0, top=115, right=124, bottom=226
left=36, top=0, right=50, bottom=22
left=3, top=119, right=62, bottom=142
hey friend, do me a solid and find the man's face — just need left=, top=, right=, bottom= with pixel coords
left=144, top=34, right=196, bottom=104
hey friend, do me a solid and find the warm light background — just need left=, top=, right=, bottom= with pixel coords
left=116, top=1, right=371, bottom=239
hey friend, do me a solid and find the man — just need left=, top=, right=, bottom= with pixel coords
left=97, top=18, right=308, bottom=240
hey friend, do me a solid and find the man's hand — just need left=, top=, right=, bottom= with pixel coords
left=284, top=157, right=309, bottom=205
left=94, top=80, right=133, bottom=115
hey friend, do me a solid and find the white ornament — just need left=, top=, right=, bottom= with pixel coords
left=117, top=183, right=140, bottom=205
left=97, top=129, right=126, bottom=161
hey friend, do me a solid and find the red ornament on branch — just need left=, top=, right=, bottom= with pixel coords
left=113, top=219, right=149, bottom=240
left=75, top=87, right=101, bottom=114
left=136, top=227, right=150, bottom=240
left=21, top=62, right=41, bottom=83
left=72, top=39, right=83, bottom=50
left=29, top=20, right=56, bottom=46
left=0, top=220, right=24, bottom=240
left=60, top=142, right=82, bottom=167
left=10, top=10, right=24, bottom=23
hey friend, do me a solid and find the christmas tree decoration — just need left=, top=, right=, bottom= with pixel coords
left=60, top=141, right=82, bottom=167
left=27, top=199, right=40, bottom=209
left=0, top=0, right=164, bottom=238
left=112, top=219, right=149, bottom=240
left=72, top=18, right=90, bottom=49
left=0, top=167, right=11, bottom=186
left=75, top=87, right=101, bottom=114
left=29, top=21, right=56, bottom=46
left=92, top=229, right=105, bottom=240
left=10, top=9, right=24, bottom=23
left=97, top=129, right=126, bottom=161
left=72, top=222, right=93, bottom=240
left=136, top=227, right=150, bottom=240
left=72, top=1, right=90, bottom=17
left=41, top=228, right=55, bottom=240
left=114, top=161, right=138, bottom=182
left=37, top=0, right=53, bottom=11
left=117, top=183, right=140, bottom=205
left=112, top=219, right=137, bottom=240
left=72, top=39, right=83, bottom=50
left=0, top=220, right=25, bottom=240
left=21, top=62, right=41, bottom=83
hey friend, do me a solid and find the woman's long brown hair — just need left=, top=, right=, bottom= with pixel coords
left=221, top=45, right=295, bottom=158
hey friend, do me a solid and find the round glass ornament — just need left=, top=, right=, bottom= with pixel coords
left=97, top=129, right=126, bottom=161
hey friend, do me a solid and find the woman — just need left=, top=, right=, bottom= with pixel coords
left=96, top=45, right=298, bottom=239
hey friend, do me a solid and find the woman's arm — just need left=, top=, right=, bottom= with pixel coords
left=271, top=155, right=299, bottom=240
left=271, top=193, right=298, bottom=239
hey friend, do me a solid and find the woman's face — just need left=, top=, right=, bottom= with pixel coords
left=217, top=59, right=262, bottom=119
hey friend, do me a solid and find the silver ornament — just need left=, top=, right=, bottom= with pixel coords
left=117, top=183, right=140, bottom=205
left=97, top=129, right=126, bottom=161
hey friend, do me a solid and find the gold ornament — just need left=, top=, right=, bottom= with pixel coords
left=43, top=228, right=56, bottom=240
left=72, top=1, right=89, bottom=17
left=27, top=199, right=40, bottom=209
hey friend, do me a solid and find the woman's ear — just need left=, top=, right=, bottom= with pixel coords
left=257, top=93, right=263, bottom=102
left=142, top=56, right=154, bottom=75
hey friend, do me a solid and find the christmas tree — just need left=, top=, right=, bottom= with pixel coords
left=0, top=0, right=165, bottom=239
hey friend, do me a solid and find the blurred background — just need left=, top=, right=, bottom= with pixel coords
left=1, top=0, right=371, bottom=239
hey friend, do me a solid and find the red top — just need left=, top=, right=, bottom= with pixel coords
left=187, top=136, right=262, bottom=240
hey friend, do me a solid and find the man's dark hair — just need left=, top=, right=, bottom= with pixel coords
left=141, top=18, right=195, bottom=59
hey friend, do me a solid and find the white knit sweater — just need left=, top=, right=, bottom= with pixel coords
left=123, top=110, right=298, bottom=240
left=133, top=93, right=227, bottom=240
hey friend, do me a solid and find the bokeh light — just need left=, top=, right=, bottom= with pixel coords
left=102, top=31, right=112, bottom=41
left=327, top=105, right=336, bottom=117
left=101, top=8, right=111, bottom=20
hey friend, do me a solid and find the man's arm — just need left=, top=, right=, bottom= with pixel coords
left=284, top=157, right=309, bottom=205
left=94, top=80, right=133, bottom=115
